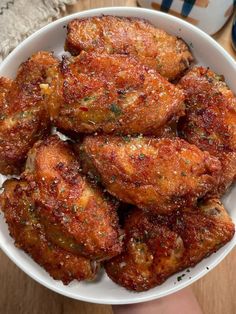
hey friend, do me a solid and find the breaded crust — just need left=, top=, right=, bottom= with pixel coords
left=78, top=135, right=221, bottom=214
left=65, top=16, right=193, bottom=81
left=46, top=51, right=185, bottom=135
left=105, top=199, right=234, bottom=291
left=0, top=179, right=98, bottom=285
left=170, top=198, right=235, bottom=266
left=0, top=77, right=12, bottom=105
left=105, top=209, right=184, bottom=291
left=23, top=135, right=122, bottom=261
left=178, top=67, right=236, bottom=194
left=0, top=51, right=57, bottom=175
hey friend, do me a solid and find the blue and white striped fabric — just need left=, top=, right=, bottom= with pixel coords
left=139, top=0, right=234, bottom=35
left=160, top=0, right=197, bottom=17
left=232, top=14, right=236, bottom=51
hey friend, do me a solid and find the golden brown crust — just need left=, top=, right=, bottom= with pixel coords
left=79, top=135, right=221, bottom=214
left=65, top=16, right=193, bottom=81
left=0, top=77, right=12, bottom=105
left=170, top=198, right=235, bottom=266
left=46, top=51, right=185, bottom=135
left=178, top=67, right=236, bottom=194
left=105, top=199, right=235, bottom=291
left=0, top=179, right=98, bottom=285
left=23, top=135, right=122, bottom=261
left=0, top=51, right=57, bottom=175
left=105, top=209, right=184, bottom=291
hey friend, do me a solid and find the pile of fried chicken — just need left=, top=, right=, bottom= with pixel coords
left=0, top=16, right=235, bottom=292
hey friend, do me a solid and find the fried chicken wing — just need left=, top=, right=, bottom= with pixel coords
left=170, top=198, right=235, bottom=266
left=23, top=135, right=122, bottom=261
left=178, top=67, right=236, bottom=194
left=46, top=51, right=185, bottom=135
left=0, top=51, right=57, bottom=175
left=105, top=199, right=234, bottom=291
left=65, top=16, right=193, bottom=81
left=78, top=135, right=221, bottom=214
left=105, top=209, right=184, bottom=291
left=0, top=179, right=98, bottom=285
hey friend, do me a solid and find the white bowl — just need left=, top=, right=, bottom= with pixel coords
left=0, top=6, right=235, bottom=305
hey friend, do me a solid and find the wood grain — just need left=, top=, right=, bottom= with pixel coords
left=0, top=1, right=235, bottom=313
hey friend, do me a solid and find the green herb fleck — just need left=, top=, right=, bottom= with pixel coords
left=138, top=153, right=146, bottom=160
left=110, top=103, right=122, bottom=116
left=122, top=135, right=131, bottom=142
left=98, top=231, right=107, bottom=237
left=156, top=59, right=163, bottom=69
left=188, top=121, right=195, bottom=129
left=71, top=242, right=84, bottom=252
left=215, top=74, right=224, bottom=82
left=181, top=171, right=187, bottom=177
left=83, top=96, right=96, bottom=102
left=19, top=111, right=31, bottom=119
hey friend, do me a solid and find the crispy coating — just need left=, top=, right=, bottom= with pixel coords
left=78, top=135, right=221, bottom=214
left=178, top=67, right=236, bottom=194
left=23, top=135, right=122, bottom=261
left=147, top=121, right=178, bottom=139
left=105, top=209, right=184, bottom=291
left=46, top=51, right=185, bottom=135
left=65, top=16, right=193, bottom=81
left=0, top=77, right=12, bottom=105
left=170, top=198, right=235, bottom=266
left=0, top=179, right=98, bottom=285
left=0, top=51, right=57, bottom=175
left=105, top=199, right=235, bottom=291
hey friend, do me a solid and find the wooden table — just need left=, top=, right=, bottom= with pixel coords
left=0, top=1, right=235, bottom=314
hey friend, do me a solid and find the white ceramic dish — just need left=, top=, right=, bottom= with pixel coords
left=0, top=7, right=235, bottom=305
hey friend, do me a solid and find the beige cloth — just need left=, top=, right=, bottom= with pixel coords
left=0, top=0, right=76, bottom=62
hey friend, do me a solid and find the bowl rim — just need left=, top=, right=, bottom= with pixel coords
left=1, top=6, right=236, bottom=71
left=0, top=6, right=235, bottom=305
